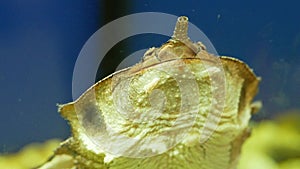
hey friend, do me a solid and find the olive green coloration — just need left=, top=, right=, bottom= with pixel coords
left=38, top=16, right=260, bottom=169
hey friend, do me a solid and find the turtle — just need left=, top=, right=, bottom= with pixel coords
left=38, top=16, right=261, bottom=169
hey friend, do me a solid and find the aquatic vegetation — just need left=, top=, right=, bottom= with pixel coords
left=238, top=111, right=300, bottom=169
left=0, top=139, right=60, bottom=169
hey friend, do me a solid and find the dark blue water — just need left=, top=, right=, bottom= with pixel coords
left=1, top=0, right=299, bottom=153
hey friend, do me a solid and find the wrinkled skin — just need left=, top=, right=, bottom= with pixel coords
left=38, top=16, right=260, bottom=169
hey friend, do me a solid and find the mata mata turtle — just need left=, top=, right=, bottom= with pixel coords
left=38, top=16, right=261, bottom=169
